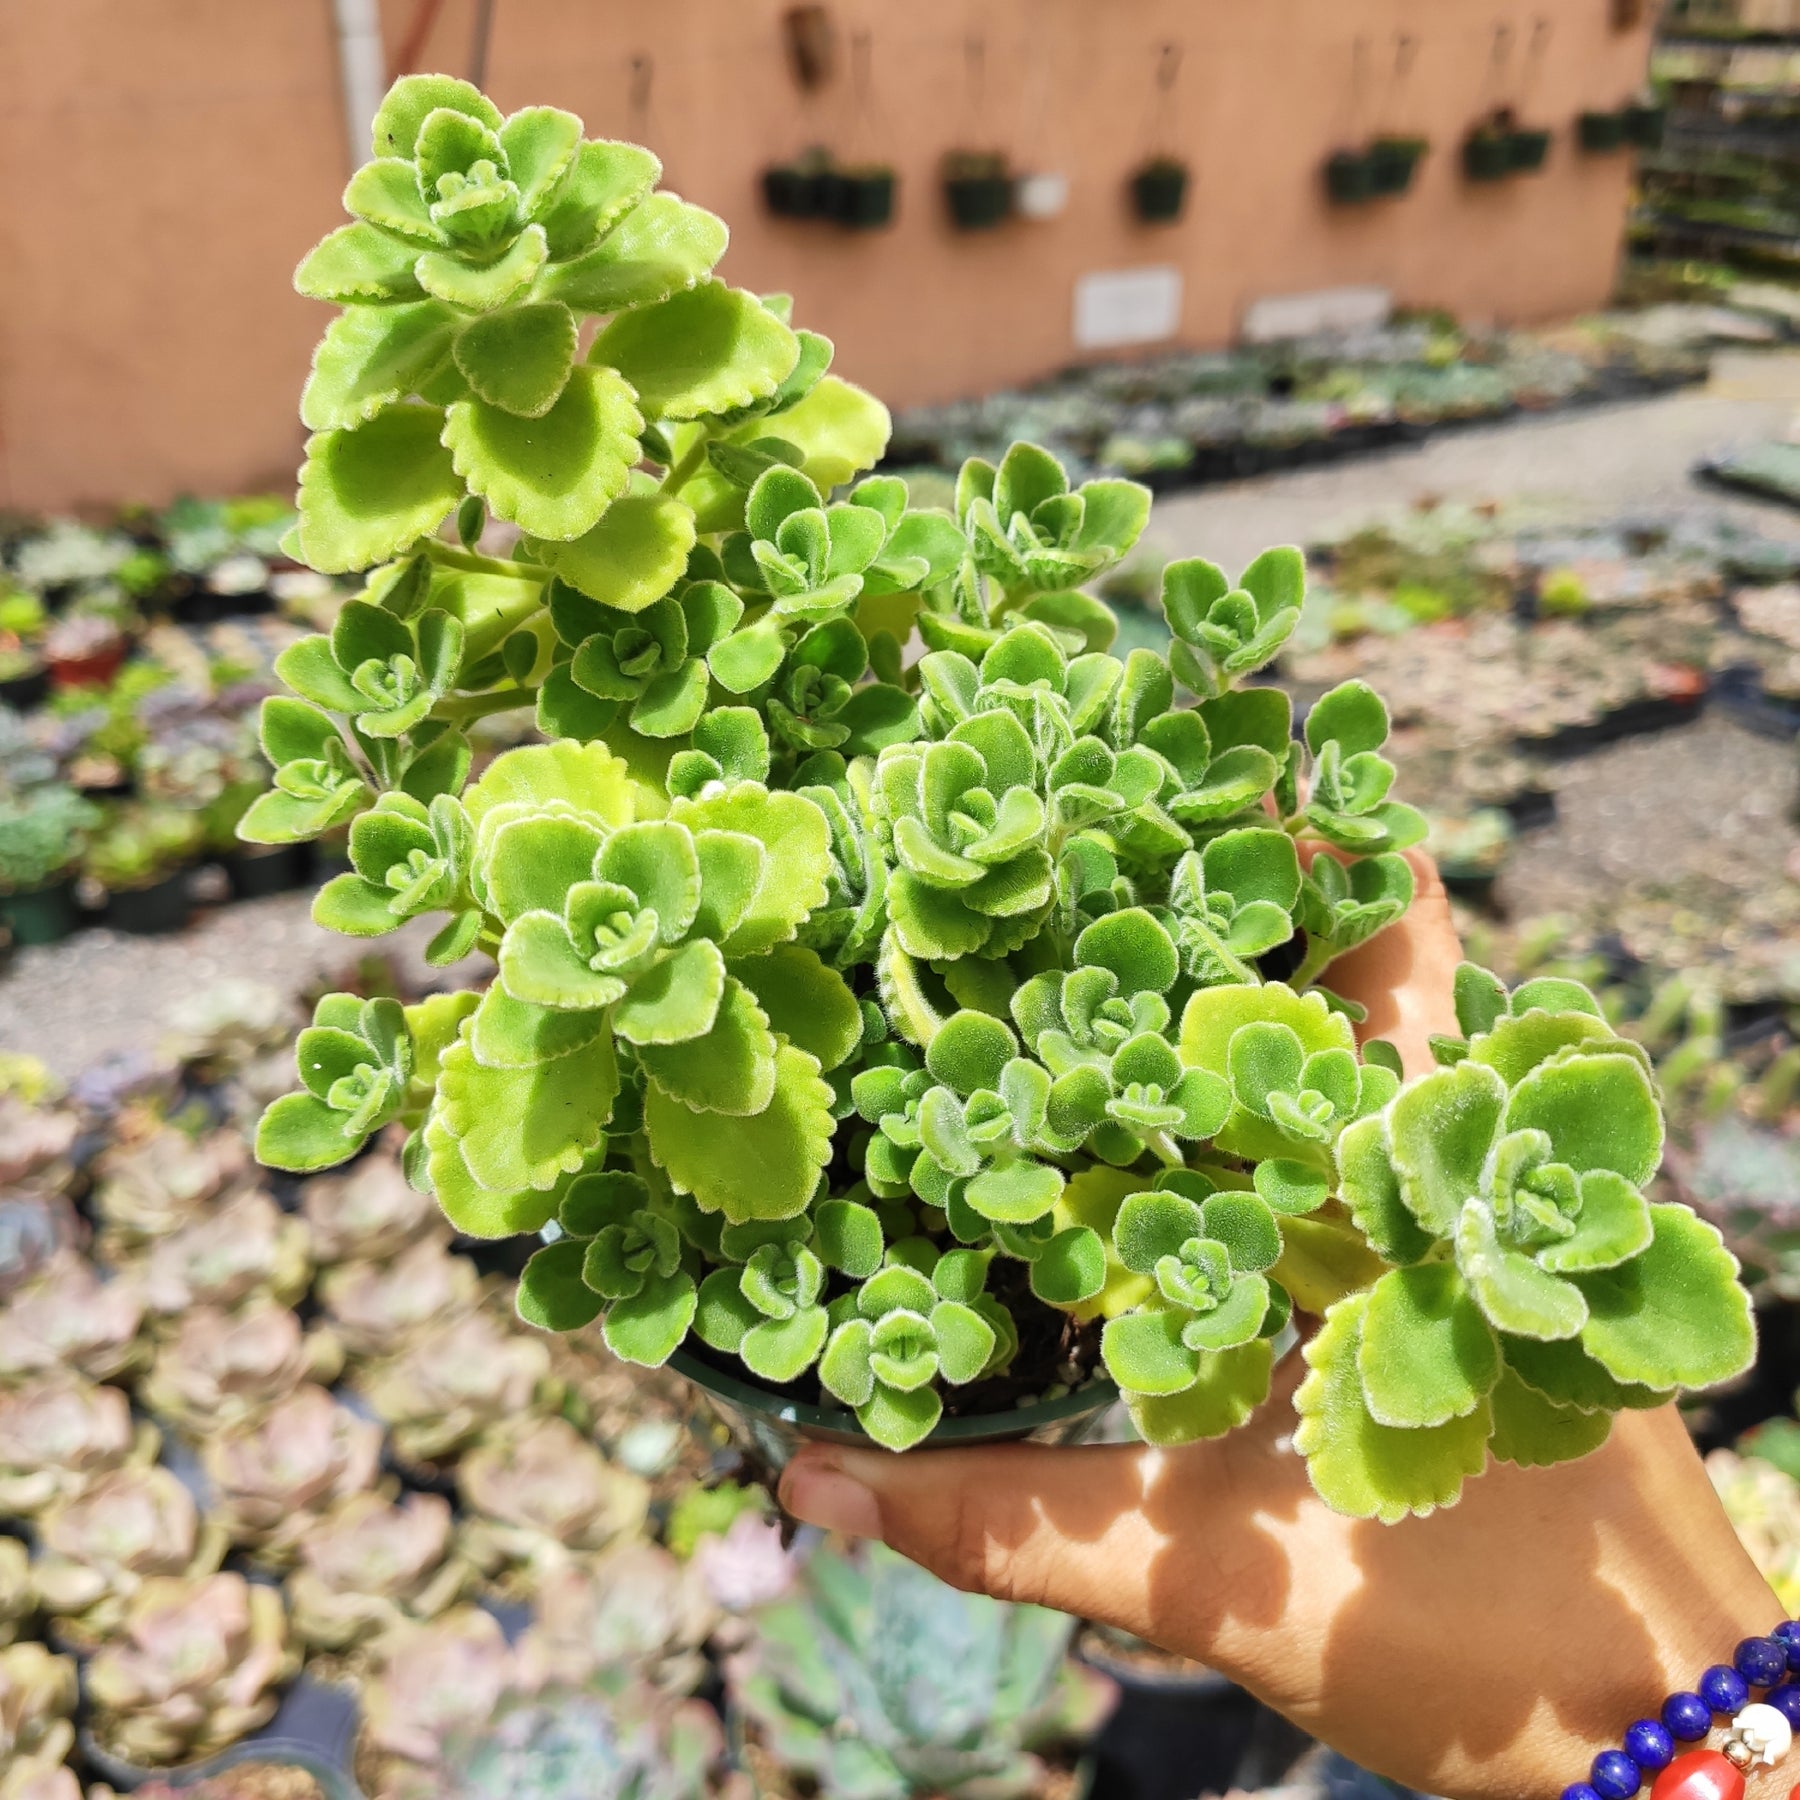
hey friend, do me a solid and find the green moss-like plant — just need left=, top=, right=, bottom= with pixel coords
left=249, top=73, right=1755, bottom=1518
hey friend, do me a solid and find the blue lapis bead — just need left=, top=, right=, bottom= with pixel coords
left=1767, top=1681, right=1800, bottom=1728
left=1624, top=1720, right=1674, bottom=1774
left=1591, top=1750, right=1642, bottom=1800
left=1774, top=1620, right=1800, bottom=1673
left=1699, top=1664, right=1749, bottom=1714
left=1563, top=1785, right=1604, bottom=1800
left=1661, top=1692, right=1713, bottom=1741
left=1734, top=1635, right=1788, bottom=1687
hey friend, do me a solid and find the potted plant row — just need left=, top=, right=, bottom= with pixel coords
left=248, top=72, right=1757, bottom=1523
left=1463, top=113, right=1553, bottom=182
left=1324, top=137, right=1428, bottom=205
left=0, top=782, right=100, bottom=947
left=942, top=150, right=1013, bottom=229
left=761, top=150, right=896, bottom=230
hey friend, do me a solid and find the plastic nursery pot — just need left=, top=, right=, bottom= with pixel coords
left=762, top=165, right=827, bottom=219
left=829, top=169, right=897, bottom=229
left=47, top=645, right=126, bottom=691
left=222, top=843, right=311, bottom=901
left=1130, top=159, right=1189, bottom=223
left=943, top=163, right=1012, bottom=231
left=1622, top=102, right=1667, bottom=148
left=1507, top=128, right=1553, bottom=172
left=0, top=666, right=48, bottom=711
left=1324, top=150, right=1377, bottom=205
left=0, top=880, right=81, bottom=948
left=1079, top=1640, right=1265, bottom=1800
left=1579, top=109, right=1630, bottom=152
left=1462, top=131, right=1515, bottom=182
left=103, top=868, right=193, bottom=935
left=1367, top=137, right=1427, bottom=195
left=667, top=1347, right=1117, bottom=1473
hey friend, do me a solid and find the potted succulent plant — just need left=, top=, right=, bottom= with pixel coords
left=0, top=589, right=49, bottom=711
left=1578, top=107, right=1629, bottom=152
left=1623, top=98, right=1668, bottom=148
left=83, top=801, right=204, bottom=935
left=762, top=148, right=833, bottom=220
left=0, top=783, right=99, bottom=947
left=829, top=165, right=898, bottom=230
left=942, top=151, right=1013, bottom=229
left=1324, top=149, right=1377, bottom=204
left=1507, top=125, right=1553, bottom=171
left=1130, top=157, right=1189, bottom=223
left=249, top=74, right=1755, bottom=1516
left=1462, top=121, right=1516, bottom=182
left=1367, top=136, right=1428, bottom=195
left=42, top=611, right=128, bottom=691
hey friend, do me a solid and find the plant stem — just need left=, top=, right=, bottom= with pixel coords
left=660, top=434, right=711, bottom=495
left=430, top=686, right=537, bottom=723
left=1145, top=1130, right=1186, bottom=1168
left=1290, top=934, right=1338, bottom=991
left=422, top=539, right=555, bottom=582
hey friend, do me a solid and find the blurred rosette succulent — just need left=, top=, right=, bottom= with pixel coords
left=360, top=1605, right=516, bottom=1773
left=0, top=1378, right=149, bottom=1517
left=0, top=1544, right=30, bottom=1652
left=0, top=1254, right=145, bottom=1385
left=316, top=1234, right=480, bottom=1361
left=0, top=1644, right=76, bottom=1788
left=140, top=1299, right=341, bottom=1439
left=83, top=1572, right=298, bottom=1767
left=356, top=1307, right=550, bottom=1464
left=31, top=1467, right=226, bottom=1649
left=456, top=1414, right=651, bottom=1584
left=0, top=1099, right=76, bottom=1193
left=89, top=1126, right=250, bottom=1252
left=285, top=1490, right=467, bottom=1652
left=302, top=1144, right=447, bottom=1264
left=200, top=1383, right=382, bottom=1559
left=133, top=1190, right=311, bottom=1316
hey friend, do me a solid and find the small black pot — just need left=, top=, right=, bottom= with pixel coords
left=1367, top=138, right=1426, bottom=195
left=224, top=843, right=311, bottom=900
left=104, top=868, right=192, bottom=935
left=1508, top=128, right=1552, bottom=171
left=1579, top=109, right=1629, bottom=152
left=1081, top=1648, right=1265, bottom=1800
left=1463, top=132, right=1515, bottom=182
left=1325, top=150, right=1376, bottom=204
left=762, top=165, right=827, bottom=219
left=0, top=880, right=80, bottom=948
left=1131, top=161, right=1189, bottom=223
left=1622, top=102, right=1667, bottom=148
left=831, top=170, right=897, bottom=229
left=944, top=173, right=1012, bottom=230
left=0, top=667, right=48, bottom=712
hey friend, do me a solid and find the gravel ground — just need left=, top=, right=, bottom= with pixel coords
left=7, top=375, right=1800, bottom=1081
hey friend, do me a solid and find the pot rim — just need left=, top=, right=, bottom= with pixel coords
left=668, top=1346, right=1117, bottom=1444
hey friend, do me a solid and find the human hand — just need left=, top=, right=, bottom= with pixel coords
left=781, top=856, right=1784, bottom=1800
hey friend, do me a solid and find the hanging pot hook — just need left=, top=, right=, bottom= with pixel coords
left=1157, top=43, right=1182, bottom=93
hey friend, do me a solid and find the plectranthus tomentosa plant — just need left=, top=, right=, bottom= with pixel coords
left=251, top=70, right=1757, bottom=1519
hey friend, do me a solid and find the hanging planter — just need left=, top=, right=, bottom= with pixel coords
left=1507, top=127, right=1552, bottom=171
left=1324, top=150, right=1378, bottom=205
left=1622, top=101, right=1667, bottom=148
left=1130, top=158, right=1189, bottom=223
left=942, top=152, right=1012, bottom=230
left=762, top=153, right=831, bottom=219
left=1367, top=136, right=1428, bottom=196
left=1463, top=127, right=1515, bottom=183
left=829, top=166, right=897, bottom=229
left=1578, top=109, right=1629, bottom=152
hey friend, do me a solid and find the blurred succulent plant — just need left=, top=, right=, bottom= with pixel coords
left=317, top=1235, right=480, bottom=1361
left=0, top=1759, right=81, bottom=1800
left=140, top=1299, right=342, bottom=1439
left=31, top=1466, right=226, bottom=1649
left=0, top=1644, right=76, bottom=1787
left=286, top=1489, right=467, bottom=1651
left=1708, top=1448, right=1800, bottom=1614
left=664, top=1481, right=766, bottom=1561
left=692, top=1513, right=796, bottom=1615
left=201, top=1383, right=382, bottom=1560
left=727, top=1542, right=1114, bottom=1800
left=301, top=1146, right=447, bottom=1265
left=406, top=1684, right=725, bottom=1800
left=89, top=1126, right=250, bottom=1251
left=0, top=1377, right=150, bottom=1516
left=0, top=1193, right=80, bottom=1309
left=84, top=1572, right=298, bottom=1767
left=0, top=1254, right=143, bottom=1385
left=0, top=1543, right=30, bottom=1650
left=134, top=1190, right=312, bottom=1316
left=357, top=1308, right=551, bottom=1464
left=456, top=1414, right=651, bottom=1584
left=514, top=1541, right=713, bottom=1695
left=361, top=1606, right=516, bottom=1771
left=157, top=980, right=295, bottom=1081
left=0, top=1099, right=76, bottom=1193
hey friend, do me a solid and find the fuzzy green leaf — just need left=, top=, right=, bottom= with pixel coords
left=614, top=938, right=728, bottom=1045
left=437, top=1031, right=618, bottom=1192
left=451, top=303, right=579, bottom=418
left=300, top=303, right=457, bottom=432
left=638, top=978, right=778, bottom=1115
left=1127, top=1341, right=1273, bottom=1446
left=547, top=494, right=697, bottom=614
left=518, top=1241, right=605, bottom=1331
left=1357, top=1264, right=1499, bottom=1428
left=296, top=404, right=463, bottom=573
left=1487, top=1366, right=1612, bottom=1470
left=1102, top=1308, right=1199, bottom=1396
left=1504, top=1052, right=1663, bottom=1189
left=668, top=786, right=832, bottom=954
left=255, top=1091, right=363, bottom=1172
left=604, top=1270, right=700, bottom=1367
left=592, top=280, right=799, bottom=421
left=1387, top=1060, right=1507, bottom=1236
left=1294, top=1293, right=1493, bottom=1522
left=538, top=192, right=727, bottom=311
left=732, top=945, right=863, bottom=1071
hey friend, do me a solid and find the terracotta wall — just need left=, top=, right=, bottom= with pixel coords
left=0, top=0, right=1653, bottom=515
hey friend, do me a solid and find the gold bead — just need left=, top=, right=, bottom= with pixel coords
left=1725, top=1741, right=1754, bottom=1771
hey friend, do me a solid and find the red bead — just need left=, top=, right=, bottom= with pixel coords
left=1649, top=1751, right=1744, bottom=1800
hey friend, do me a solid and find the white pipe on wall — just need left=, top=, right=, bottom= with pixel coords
left=332, top=0, right=387, bottom=171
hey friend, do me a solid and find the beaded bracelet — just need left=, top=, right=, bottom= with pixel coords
left=1563, top=1623, right=1800, bottom=1800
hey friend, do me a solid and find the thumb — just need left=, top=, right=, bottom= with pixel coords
left=777, top=1440, right=1170, bottom=1624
